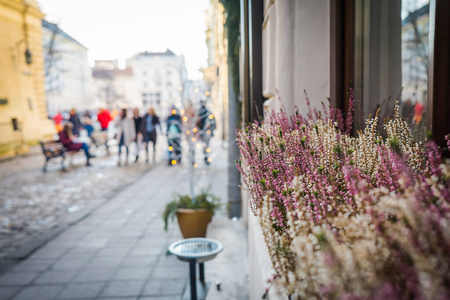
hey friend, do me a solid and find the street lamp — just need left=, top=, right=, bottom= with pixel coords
left=25, top=48, right=32, bottom=65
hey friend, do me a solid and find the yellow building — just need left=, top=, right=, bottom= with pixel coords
left=0, top=0, right=54, bottom=156
left=202, top=0, right=228, bottom=141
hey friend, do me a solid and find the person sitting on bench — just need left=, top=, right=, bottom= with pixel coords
left=59, top=122, right=95, bottom=166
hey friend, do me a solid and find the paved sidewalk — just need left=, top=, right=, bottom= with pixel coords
left=0, top=138, right=167, bottom=262
left=0, top=139, right=248, bottom=300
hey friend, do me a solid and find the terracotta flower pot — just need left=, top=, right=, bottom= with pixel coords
left=176, top=208, right=213, bottom=238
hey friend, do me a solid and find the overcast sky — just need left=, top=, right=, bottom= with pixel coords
left=38, top=0, right=210, bottom=79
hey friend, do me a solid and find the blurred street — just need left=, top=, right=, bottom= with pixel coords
left=0, top=138, right=248, bottom=300
left=0, top=140, right=158, bottom=262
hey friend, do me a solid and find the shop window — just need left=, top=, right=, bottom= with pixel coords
left=352, top=0, right=430, bottom=137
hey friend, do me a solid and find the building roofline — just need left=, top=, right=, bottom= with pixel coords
left=136, top=49, right=177, bottom=57
left=42, top=19, right=87, bottom=49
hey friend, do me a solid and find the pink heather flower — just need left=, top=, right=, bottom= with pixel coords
left=345, top=88, right=355, bottom=134
left=236, top=90, right=450, bottom=299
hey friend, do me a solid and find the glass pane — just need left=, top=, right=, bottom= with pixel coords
left=354, top=0, right=430, bottom=138
left=401, top=0, right=429, bottom=132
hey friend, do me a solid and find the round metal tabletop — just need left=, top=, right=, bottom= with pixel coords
left=168, top=238, right=223, bottom=262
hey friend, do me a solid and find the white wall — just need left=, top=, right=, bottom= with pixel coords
left=263, top=0, right=331, bottom=117
left=43, top=28, right=92, bottom=115
left=248, top=204, right=288, bottom=300
left=113, top=74, right=140, bottom=109
left=249, top=1, right=332, bottom=298
left=127, top=53, right=187, bottom=115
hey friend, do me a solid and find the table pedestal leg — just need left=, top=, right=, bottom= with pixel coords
left=189, top=260, right=197, bottom=300
left=199, top=263, right=205, bottom=282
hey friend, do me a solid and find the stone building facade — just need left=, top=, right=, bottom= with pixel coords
left=202, top=0, right=229, bottom=141
left=91, top=60, right=139, bottom=110
left=126, top=49, right=187, bottom=115
left=0, top=0, right=54, bottom=156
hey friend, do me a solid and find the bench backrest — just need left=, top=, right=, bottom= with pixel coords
left=40, top=140, right=66, bottom=158
left=91, top=131, right=108, bottom=143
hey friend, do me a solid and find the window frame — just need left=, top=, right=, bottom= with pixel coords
left=333, top=0, right=450, bottom=149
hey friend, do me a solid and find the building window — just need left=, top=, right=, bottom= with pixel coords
left=143, top=93, right=161, bottom=107
left=12, top=118, right=19, bottom=131
left=142, top=93, right=149, bottom=105
left=147, top=93, right=161, bottom=106
left=401, top=2, right=429, bottom=125
left=336, top=0, right=450, bottom=148
left=352, top=0, right=430, bottom=135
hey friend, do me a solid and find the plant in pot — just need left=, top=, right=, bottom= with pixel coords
left=163, top=189, right=220, bottom=238
left=237, top=91, right=450, bottom=299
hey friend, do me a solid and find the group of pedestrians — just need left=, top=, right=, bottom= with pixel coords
left=52, top=108, right=113, bottom=137
left=115, top=107, right=161, bottom=166
left=52, top=107, right=141, bottom=167
left=52, top=108, right=113, bottom=166
left=116, top=102, right=215, bottom=166
left=401, top=99, right=425, bottom=125
left=52, top=102, right=216, bottom=168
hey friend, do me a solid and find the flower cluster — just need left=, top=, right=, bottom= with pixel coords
left=237, top=92, right=450, bottom=299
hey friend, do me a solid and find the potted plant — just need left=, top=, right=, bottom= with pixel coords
left=163, top=189, right=220, bottom=238
left=237, top=91, right=450, bottom=299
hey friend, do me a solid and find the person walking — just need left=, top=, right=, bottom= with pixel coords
left=414, top=100, right=424, bottom=124
left=115, top=108, right=136, bottom=166
left=132, top=108, right=143, bottom=162
left=83, top=116, right=94, bottom=138
left=97, top=108, right=112, bottom=131
left=58, top=122, right=95, bottom=166
left=53, top=111, right=64, bottom=132
left=166, top=106, right=183, bottom=165
left=69, top=108, right=83, bottom=137
left=139, top=107, right=161, bottom=163
left=197, top=100, right=216, bottom=165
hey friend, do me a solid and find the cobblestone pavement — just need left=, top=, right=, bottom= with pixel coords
left=0, top=141, right=163, bottom=260
left=0, top=139, right=248, bottom=299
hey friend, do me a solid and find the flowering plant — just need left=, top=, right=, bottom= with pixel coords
left=237, top=91, right=450, bottom=299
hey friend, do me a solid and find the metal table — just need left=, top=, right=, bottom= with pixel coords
left=168, top=238, right=223, bottom=300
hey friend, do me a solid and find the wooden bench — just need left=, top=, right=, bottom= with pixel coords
left=90, top=131, right=110, bottom=154
left=40, top=140, right=78, bottom=172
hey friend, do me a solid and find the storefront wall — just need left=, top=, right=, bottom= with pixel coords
left=263, top=0, right=331, bottom=116
left=246, top=0, right=450, bottom=298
